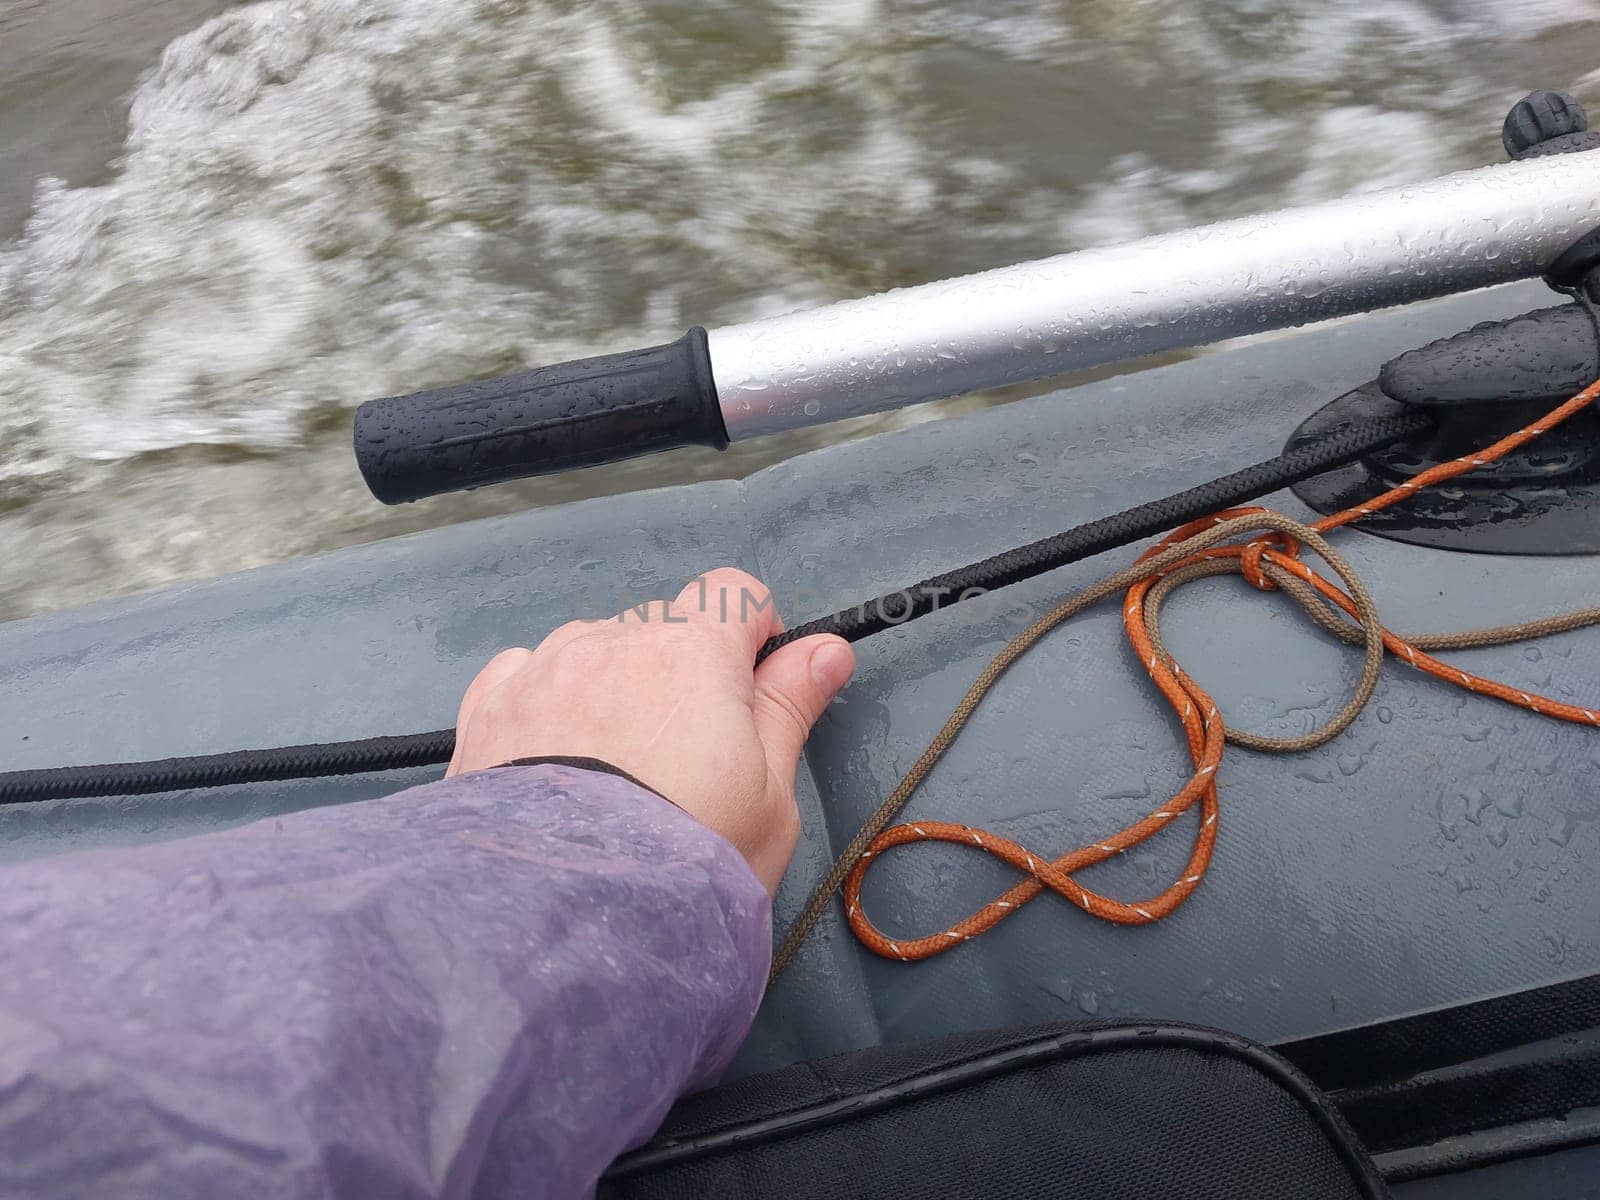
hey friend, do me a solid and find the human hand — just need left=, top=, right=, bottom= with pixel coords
left=447, top=568, right=855, bottom=894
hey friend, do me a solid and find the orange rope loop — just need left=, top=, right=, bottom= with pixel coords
left=839, top=382, right=1600, bottom=964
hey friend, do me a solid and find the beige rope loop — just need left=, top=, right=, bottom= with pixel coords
left=772, top=510, right=1379, bottom=980
left=1138, top=516, right=1386, bottom=754
left=769, top=381, right=1600, bottom=984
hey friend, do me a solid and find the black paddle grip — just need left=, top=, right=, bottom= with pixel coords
left=353, top=327, right=726, bottom=503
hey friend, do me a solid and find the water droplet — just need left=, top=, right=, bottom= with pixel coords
left=1544, top=932, right=1572, bottom=966
left=1548, top=814, right=1577, bottom=846
left=1493, top=793, right=1524, bottom=819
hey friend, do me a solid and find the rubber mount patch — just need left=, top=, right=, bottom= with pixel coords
left=1288, top=381, right=1600, bottom=555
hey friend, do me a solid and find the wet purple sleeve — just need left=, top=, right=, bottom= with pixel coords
left=0, top=763, right=771, bottom=1199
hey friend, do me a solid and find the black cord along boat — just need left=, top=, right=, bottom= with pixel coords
left=3, top=94, right=1600, bottom=1199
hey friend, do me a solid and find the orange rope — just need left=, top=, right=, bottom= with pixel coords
left=843, top=383, right=1600, bottom=961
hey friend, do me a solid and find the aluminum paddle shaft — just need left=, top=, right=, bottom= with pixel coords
left=710, top=151, right=1600, bottom=436
left=354, top=151, right=1600, bottom=503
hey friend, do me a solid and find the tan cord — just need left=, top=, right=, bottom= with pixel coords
left=770, top=382, right=1600, bottom=983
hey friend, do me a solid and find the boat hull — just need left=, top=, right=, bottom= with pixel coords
left=2, top=280, right=1596, bottom=1193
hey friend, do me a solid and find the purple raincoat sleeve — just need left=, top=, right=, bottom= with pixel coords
left=0, top=763, right=772, bottom=1199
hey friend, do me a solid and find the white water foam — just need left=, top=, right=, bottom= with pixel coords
left=2, top=0, right=1600, bottom=617
left=0, top=0, right=937, bottom=485
left=6, top=0, right=1598, bottom=489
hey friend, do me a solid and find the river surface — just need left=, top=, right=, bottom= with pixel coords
left=2, top=0, right=1598, bottom=620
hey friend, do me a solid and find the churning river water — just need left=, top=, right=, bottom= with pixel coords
left=2, top=0, right=1598, bottom=620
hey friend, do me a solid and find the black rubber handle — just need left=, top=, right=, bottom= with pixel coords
left=353, top=327, right=727, bottom=503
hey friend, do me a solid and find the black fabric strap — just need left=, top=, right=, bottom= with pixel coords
left=1334, top=1032, right=1600, bottom=1155
left=1275, top=971, right=1600, bottom=1090
left=1275, top=972, right=1600, bottom=1179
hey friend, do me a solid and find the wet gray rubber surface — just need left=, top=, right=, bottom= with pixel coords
left=1, top=281, right=1596, bottom=1192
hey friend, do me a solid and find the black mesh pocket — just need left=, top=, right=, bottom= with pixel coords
left=601, top=1022, right=1386, bottom=1200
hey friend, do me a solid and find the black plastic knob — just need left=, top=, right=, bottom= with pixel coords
left=1379, top=303, right=1600, bottom=407
left=1503, top=90, right=1588, bottom=159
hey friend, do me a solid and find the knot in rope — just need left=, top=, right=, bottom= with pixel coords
left=1239, top=530, right=1300, bottom=591
left=769, top=381, right=1600, bottom=985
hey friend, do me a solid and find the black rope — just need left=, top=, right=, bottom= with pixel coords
left=0, top=412, right=1430, bottom=805
left=757, top=412, right=1430, bottom=659
left=0, top=731, right=458, bottom=805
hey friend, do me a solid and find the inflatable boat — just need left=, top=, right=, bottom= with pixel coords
left=2, top=94, right=1598, bottom=1197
